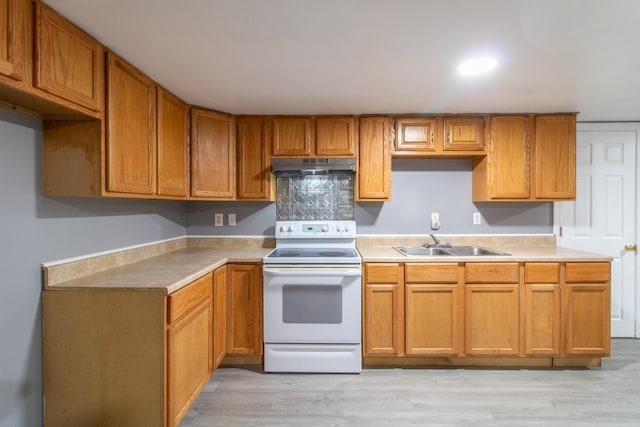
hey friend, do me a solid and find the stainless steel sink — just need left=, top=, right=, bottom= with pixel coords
left=444, top=246, right=510, bottom=256
left=393, top=245, right=510, bottom=257
left=394, top=246, right=452, bottom=256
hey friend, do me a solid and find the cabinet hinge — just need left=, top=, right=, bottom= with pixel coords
left=559, top=226, right=563, bottom=237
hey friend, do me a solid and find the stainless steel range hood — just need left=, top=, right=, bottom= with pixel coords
left=271, top=158, right=356, bottom=176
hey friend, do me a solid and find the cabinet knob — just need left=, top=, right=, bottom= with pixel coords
left=624, top=244, right=637, bottom=252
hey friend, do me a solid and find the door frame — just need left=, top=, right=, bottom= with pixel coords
left=553, top=122, right=640, bottom=338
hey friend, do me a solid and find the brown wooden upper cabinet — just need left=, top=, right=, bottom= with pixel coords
left=271, top=116, right=313, bottom=156
left=106, top=52, right=156, bottom=195
left=533, top=114, right=576, bottom=200
left=315, top=116, right=357, bottom=156
left=43, top=52, right=189, bottom=199
left=443, top=116, right=486, bottom=151
left=394, top=115, right=485, bottom=156
left=236, top=116, right=272, bottom=200
left=157, top=87, right=189, bottom=198
left=0, top=0, right=26, bottom=83
left=191, top=108, right=236, bottom=200
left=357, top=116, right=392, bottom=201
left=106, top=65, right=189, bottom=198
left=271, top=116, right=357, bottom=157
left=34, top=1, right=104, bottom=112
left=472, top=113, right=576, bottom=201
left=394, top=116, right=441, bottom=154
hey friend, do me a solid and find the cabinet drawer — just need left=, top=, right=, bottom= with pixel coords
left=465, top=263, right=519, bottom=283
left=565, top=262, right=610, bottom=282
left=365, top=263, right=401, bottom=283
left=405, top=263, right=458, bottom=283
left=168, top=273, right=213, bottom=323
left=524, top=263, right=559, bottom=283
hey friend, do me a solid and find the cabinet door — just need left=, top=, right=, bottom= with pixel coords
left=562, top=283, right=610, bottom=356
left=523, top=263, right=560, bottom=356
left=533, top=114, right=576, bottom=200
left=237, top=116, right=271, bottom=200
left=357, top=117, right=392, bottom=200
left=213, top=266, right=227, bottom=369
left=190, top=108, right=235, bottom=199
left=394, top=117, right=441, bottom=154
left=157, top=87, right=189, bottom=197
left=271, top=117, right=313, bottom=156
left=35, top=2, right=103, bottom=111
left=363, top=263, right=404, bottom=356
left=106, top=52, right=156, bottom=194
left=405, top=263, right=463, bottom=356
left=443, top=116, right=485, bottom=151
left=227, top=263, right=262, bottom=355
left=315, top=116, right=357, bottom=156
left=167, top=299, right=213, bottom=427
left=0, top=0, right=26, bottom=82
left=465, top=284, right=520, bottom=356
left=488, top=115, right=530, bottom=199
left=563, top=262, right=610, bottom=356
left=406, top=283, right=464, bottom=356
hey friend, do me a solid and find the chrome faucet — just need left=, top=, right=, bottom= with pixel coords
left=425, top=234, right=440, bottom=247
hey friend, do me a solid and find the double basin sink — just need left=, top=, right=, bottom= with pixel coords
left=394, top=245, right=510, bottom=257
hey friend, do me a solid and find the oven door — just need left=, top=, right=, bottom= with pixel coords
left=263, top=264, right=362, bottom=344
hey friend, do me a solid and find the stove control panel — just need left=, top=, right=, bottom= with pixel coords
left=276, top=220, right=356, bottom=239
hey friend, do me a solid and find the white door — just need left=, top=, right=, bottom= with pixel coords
left=554, top=123, right=638, bottom=338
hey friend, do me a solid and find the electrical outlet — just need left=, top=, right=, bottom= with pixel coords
left=214, top=213, right=224, bottom=226
left=473, top=212, right=482, bottom=225
left=228, top=213, right=237, bottom=226
left=430, top=212, right=440, bottom=230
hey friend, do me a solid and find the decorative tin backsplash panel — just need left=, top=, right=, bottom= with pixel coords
left=276, top=175, right=354, bottom=220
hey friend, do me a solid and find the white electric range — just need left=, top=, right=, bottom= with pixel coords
left=262, top=220, right=362, bottom=373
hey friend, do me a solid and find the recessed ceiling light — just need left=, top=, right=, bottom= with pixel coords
left=458, top=57, right=498, bottom=76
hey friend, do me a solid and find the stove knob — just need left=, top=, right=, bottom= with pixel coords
left=287, top=225, right=294, bottom=232
left=336, top=225, right=343, bottom=232
left=321, top=225, right=329, bottom=232
left=344, top=224, right=350, bottom=232
left=279, top=225, right=287, bottom=232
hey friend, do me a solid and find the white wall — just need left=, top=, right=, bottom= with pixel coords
left=0, top=109, right=187, bottom=427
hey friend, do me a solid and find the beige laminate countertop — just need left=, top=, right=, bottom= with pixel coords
left=357, top=245, right=612, bottom=263
left=43, top=247, right=270, bottom=294
left=42, top=235, right=611, bottom=295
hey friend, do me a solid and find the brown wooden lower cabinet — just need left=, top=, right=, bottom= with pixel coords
left=363, top=261, right=610, bottom=363
left=226, top=263, right=263, bottom=356
left=523, top=263, right=560, bottom=356
left=213, top=265, right=227, bottom=368
left=464, top=263, right=520, bottom=356
left=363, top=263, right=404, bottom=356
left=167, top=273, right=213, bottom=427
left=43, top=272, right=214, bottom=427
left=563, top=262, right=611, bottom=356
left=465, top=283, right=520, bottom=356
left=405, top=263, right=464, bottom=356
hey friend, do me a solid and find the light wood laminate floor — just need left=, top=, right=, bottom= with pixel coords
left=181, top=339, right=640, bottom=426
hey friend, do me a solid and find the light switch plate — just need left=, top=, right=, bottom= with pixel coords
left=214, top=213, right=224, bottom=226
left=430, top=212, right=440, bottom=230
left=473, top=212, right=482, bottom=225
left=228, top=213, right=236, bottom=226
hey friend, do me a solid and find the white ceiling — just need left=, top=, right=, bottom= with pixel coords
left=44, top=0, right=640, bottom=121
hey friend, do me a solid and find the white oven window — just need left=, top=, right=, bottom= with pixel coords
left=282, top=285, right=342, bottom=324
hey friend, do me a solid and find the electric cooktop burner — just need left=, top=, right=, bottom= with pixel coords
left=318, top=251, right=346, bottom=257
left=267, top=248, right=358, bottom=258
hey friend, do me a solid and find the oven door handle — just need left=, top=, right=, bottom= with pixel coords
left=263, top=267, right=362, bottom=277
